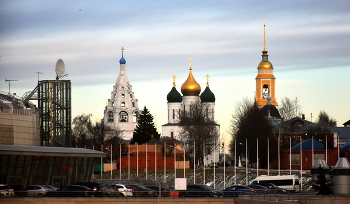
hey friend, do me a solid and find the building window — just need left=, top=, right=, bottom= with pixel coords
left=171, top=132, right=174, bottom=138
left=173, top=109, right=175, bottom=119
left=119, top=111, right=128, bottom=122
left=121, top=102, right=125, bottom=107
left=132, top=102, right=135, bottom=107
left=130, top=94, right=133, bottom=98
left=121, top=94, right=125, bottom=98
left=108, top=111, right=113, bottom=122
left=133, top=113, right=137, bottom=122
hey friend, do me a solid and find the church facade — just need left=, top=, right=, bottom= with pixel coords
left=103, top=48, right=140, bottom=141
left=162, top=59, right=220, bottom=166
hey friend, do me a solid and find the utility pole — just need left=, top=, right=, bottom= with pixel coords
left=5, top=78, right=18, bottom=93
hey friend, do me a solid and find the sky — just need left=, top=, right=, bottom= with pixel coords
left=1, top=0, right=350, bottom=146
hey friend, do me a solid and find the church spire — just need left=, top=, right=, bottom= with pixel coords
left=263, top=20, right=267, bottom=52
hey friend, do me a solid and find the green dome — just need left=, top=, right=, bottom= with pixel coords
left=200, top=87, right=215, bottom=102
left=167, top=87, right=182, bottom=102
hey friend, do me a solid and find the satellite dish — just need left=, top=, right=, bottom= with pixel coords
left=55, top=59, right=67, bottom=79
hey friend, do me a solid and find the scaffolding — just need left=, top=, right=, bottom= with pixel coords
left=25, top=80, right=71, bottom=147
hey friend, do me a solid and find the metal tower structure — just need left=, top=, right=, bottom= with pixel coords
left=25, top=80, right=71, bottom=147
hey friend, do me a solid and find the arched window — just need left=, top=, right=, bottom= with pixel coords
left=263, top=84, right=269, bottom=99
left=119, top=111, right=128, bottom=122
left=108, top=111, right=113, bottom=122
left=121, top=94, right=125, bottom=98
left=132, top=102, right=135, bottom=107
left=133, top=113, right=137, bottom=122
left=121, top=102, right=125, bottom=107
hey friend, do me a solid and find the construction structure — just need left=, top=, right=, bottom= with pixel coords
left=23, top=80, right=71, bottom=147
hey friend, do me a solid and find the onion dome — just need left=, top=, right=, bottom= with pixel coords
left=258, top=51, right=273, bottom=68
left=181, top=59, right=201, bottom=96
left=119, top=47, right=126, bottom=64
left=119, top=56, right=126, bottom=64
left=200, top=87, right=215, bottom=102
left=167, top=87, right=182, bottom=102
left=94, top=124, right=100, bottom=131
left=200, top=74, right=215, bottom=102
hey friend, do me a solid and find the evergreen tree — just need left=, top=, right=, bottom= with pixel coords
left=130, top=106, right=160, bottom=144
left=312, top=167, right=332, bottom=195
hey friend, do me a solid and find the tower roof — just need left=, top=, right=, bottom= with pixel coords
left=167, top=75, right=182, bottom=102
left=200, top=87, right=215, bottom=102
left=200, top=74, right=215, bottom=102
left=181, top=58, right=201, bottom=96
left=260, top=95, right=280, bottom=118
left=119, top=47, right=126, bottom=64
left=258, top=21, right=273, bottom=69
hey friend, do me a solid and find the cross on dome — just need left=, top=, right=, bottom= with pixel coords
left=188, top=58, right=193, bottom=70
left=205, top=74, right=210, bottom=87
left=172, top=75, right=177, bottom=87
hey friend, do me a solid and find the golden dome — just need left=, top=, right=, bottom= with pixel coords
left=258, top=61, right=273, bottom=68
left=181, top=69, right=201, bottom=96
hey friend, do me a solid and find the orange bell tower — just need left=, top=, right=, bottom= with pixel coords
left=255, top=21, right=278, bottom=107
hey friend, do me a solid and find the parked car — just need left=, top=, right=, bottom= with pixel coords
left=102, top=184, right=120, bottom=197
left=44, top=185, right=59, bottom=191
left=72, top=182, right=106, bottom=197
left=111, top=184, right=133, bottom=197
left=179, top=184, right=223, bottom=198
left=9, top=185, right=28, bottom=197
left=250, top=182, right=287, bottom=194
left=248, top=184, right=269, bottom=194
left=222, top=185, right=256, bottom=197
left=125, top=184, right=157, bottom=197
left=25, top=185, right=51, bottom=197
left=146, top=186, right=170, bottom=197
left=0, top=184, right=15, bottom=197
left=45, top=185, right=94, bottom=197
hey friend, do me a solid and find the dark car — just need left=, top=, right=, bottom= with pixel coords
left=248, top=184, right=269, bottom=194
left=102, top=184, right=120, bottom=197
left=9, top=185, right=28, bottom=197
left=72, top=182, right=106, bottom=197
left=125, top=184, right=157, bottom=197
left=222, top=185, right=256, bottom=197
left=250, top=182, right=287, bottom=194
left=45, top=185, right=94, bottom=197
left=146, top=186, right=170, bottom=197
left=179, top=184, right=223, bottom=198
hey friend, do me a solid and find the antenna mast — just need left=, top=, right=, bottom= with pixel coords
left=5, top=78, right=18, bottom=93
left=35, top=72, right=43, bottom=82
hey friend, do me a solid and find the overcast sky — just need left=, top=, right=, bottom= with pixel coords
left=1, top=0, right=350, bottom=145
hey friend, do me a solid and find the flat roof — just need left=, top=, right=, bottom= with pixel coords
left=0, top=145, right=106, bottom=157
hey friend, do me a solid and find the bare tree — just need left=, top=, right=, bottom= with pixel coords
left=229, top=98, right=277, bottom=168
left=278, top=97, right=302, bottom=121
left=94, top=123, right=124, bottom=151
left=179, top=103, right=219, bottom=167
left=71, top=113, right=94, bottom=148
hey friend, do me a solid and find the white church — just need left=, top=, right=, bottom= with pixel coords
left=162, top=59, right=220, bottom=166
left=103, top=48, right=141, bottom=141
